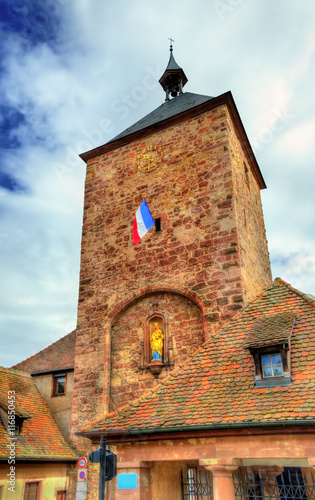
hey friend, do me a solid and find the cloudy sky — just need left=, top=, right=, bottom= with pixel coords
left=1, top=0, right=315, bottom=367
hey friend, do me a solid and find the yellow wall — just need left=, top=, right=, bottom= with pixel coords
left=0, top=462, right=73, bottom=500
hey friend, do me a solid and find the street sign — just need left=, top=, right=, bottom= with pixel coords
left=78, top=457, right=87, bottom=468
left=77, top=468, right=87, bottom=482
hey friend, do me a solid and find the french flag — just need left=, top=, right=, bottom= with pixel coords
left=132, top=199, right=154, bottom=246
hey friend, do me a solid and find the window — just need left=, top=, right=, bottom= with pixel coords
left=246, top=312, right=295, bottom=387
left=154, top=218, right=161, bottom=232
left=250, top=344, right=291, bottom=388
left=23, top=482, right=39, bottom=500
left=13, top=416, right=24, bottom=435
left=52, top=373, right=66, bottom=396
left=0, top=406, right=25, bottom=436
left=181, top=467, right=213, bottom=499
left=261, top=353, right=283, bottom=378
left=56, top=490, right=67, bottom=500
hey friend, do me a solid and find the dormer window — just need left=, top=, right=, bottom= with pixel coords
left=245, top=313, right=295, bottom=388
left=250, top=345, right=291, bottom=387
left=0, top=405, right=28, bottom=436
left=261, top=353, right=283, bottom=378
left=13, top=416, right=24, bottom=435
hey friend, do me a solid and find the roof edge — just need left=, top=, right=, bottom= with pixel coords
left=274, top=277, right=315, bottom=307
left=30, top=367, right=74, bottom=376
left=77, top=419, right=315, bottom=440
left=80, top=91, right=266, bottom=190
left=10, top=330, right=76, bottom=373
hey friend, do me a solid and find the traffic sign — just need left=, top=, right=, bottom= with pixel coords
left=78, top=457, right=87, bottom=468
left=77, top=468, right=87, bottom=482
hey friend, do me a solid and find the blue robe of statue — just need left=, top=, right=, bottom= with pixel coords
left=152, top=350, right=162, bottom=361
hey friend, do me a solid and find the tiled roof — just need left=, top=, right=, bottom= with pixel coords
left=0, top=367, right=78, bottom=461
left=11, top=330, right=76, bottom=374
left=245, top=312, right=296, bottom=348
left=82, top=278, right=315, bottom=435
left=0, top=395, right=31, bottom=419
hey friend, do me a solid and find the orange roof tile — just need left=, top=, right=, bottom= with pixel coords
left=11, top=330, right=76, bottom=374
left=0, top=367, right=78, bottom=461
left=81, top=279, right=315, bottom=436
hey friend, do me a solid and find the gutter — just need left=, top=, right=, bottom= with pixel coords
left=30, top=367, right=74, bottom=376
left=76, top=419, right=315, bottom=439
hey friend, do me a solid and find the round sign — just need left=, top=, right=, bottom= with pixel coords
left=79, top=470, right=86, bottom=480
left=78, top=457, right=87, bottom=468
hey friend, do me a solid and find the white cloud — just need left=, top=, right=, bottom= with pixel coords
left=1, top=0, right=315, bottom=366
left=277, top=119, right=315, bottom=155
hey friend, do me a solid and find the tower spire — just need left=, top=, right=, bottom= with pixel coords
left=159, top=39, right=188, bottom=101
left=168, top=36, right=175, bottom=52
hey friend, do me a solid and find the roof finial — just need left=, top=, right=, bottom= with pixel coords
left=168, top=37, right=175, bottom=52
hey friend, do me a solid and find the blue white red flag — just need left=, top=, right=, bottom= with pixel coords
left=132, top=199, right=154, bottom=246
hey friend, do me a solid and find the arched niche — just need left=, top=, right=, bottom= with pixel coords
left=140, top=312, right=173, bottom=377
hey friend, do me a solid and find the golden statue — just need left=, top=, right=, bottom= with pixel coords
left=150, top=322, right=164, bottom=361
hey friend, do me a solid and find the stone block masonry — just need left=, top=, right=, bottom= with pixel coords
left=71, top=101, right=271, bottom=460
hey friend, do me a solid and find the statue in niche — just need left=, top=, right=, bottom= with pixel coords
left=150, top=321, right=164, bottom=361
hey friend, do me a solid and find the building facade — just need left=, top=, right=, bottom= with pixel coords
left=12, top=330, right=76, bottom=442
left=71, top=47, right=272, bottom=447
left=0, top=367, right=78, bottom=500
left=5, top=47, right=315, bottom=500
left=69, top=48, right=315, bottom=500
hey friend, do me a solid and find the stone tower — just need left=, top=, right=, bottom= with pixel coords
left=71, top=46, right=271, bottom=449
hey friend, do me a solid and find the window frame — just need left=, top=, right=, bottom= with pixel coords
left=250, top=343, right=292, bottom=388
left=261, top=353, right=284, bottom=378
left=0, top=407, right=25, bottom=436
left=23, top=482, right=40, bottom=500
left=56, top=490, right=67, bottom=500
left=52, top=373, right=67, bottom=397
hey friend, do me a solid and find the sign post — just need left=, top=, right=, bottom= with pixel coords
left=89, top=436, right=117, bottom=500
left=99, top=436, right=106, bottom=500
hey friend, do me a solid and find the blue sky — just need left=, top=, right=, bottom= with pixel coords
left=1, top=0, right=315, bottom=366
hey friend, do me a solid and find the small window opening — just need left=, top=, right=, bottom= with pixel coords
left=155, top=218, right=161, bottom=232
left=56, top=490, right=67, bottom=500
left=52, top=374, right=66, bottom=396
left=261, top=353, right=283, bottom=378
left=14, top=417, right=24, bottom=435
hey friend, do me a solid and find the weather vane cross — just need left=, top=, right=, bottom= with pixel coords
left=168, top=37, right=175, bottom=49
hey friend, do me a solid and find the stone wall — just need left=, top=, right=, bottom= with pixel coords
left=71, top=101, right=271, bottom=460
left=227, top=111, right=271, bottom=302
left=110, top=292, right=203, bottom=411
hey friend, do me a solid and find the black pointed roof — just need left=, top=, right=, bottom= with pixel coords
left=108, top=92, right=213, bottom=144
left=159, top=45, right=188, bottom=98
